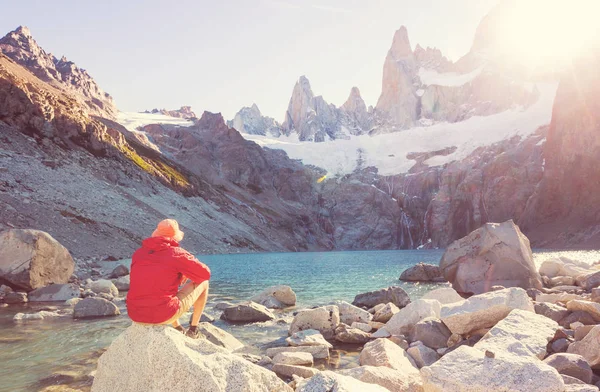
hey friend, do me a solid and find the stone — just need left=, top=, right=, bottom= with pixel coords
left=350, top=322, right=372, bottom=332
left=385, top=299, right=441, bottom=335
left=537, top=292, right=584, bottom=304
left=543, top=353, right=593, bottom=384
left=109, top=264, right=129, bottom=278
left=0, top=284, right=13, bottom=296
left=28, top=283, right=80, bottom=302
left=551, top=276, right=576, bottom=287
left=407, top=343, right=440, bottom=368
left=474, top=309, right=558, bottom=359
left=420, top=345, right=565, bottom=392
left=567, top=325, right=600, bottom=368
left=353, top=286, right=411, bottom=309
left=574, top=325, right=595, bottom=341
left=389, top=335, right=410, bottom=349
left=564, top=385, right=599, bottom=392
left=334, top=301, right=373, bottom=324
left=447, top=333, right=463, bottom=348
left=340, top=365, right=423, bottom=392
left=65, top=297, right=81, bottom=306
left=214, top=302, right=234, bottom=310
left=286, top=329, right=333, bottom=348
left=412, top=317, right=452, bottom=349
left=359, top=338, right=419, bottom=372
left=560, top=311, right=598, bottom=328
left=591, top=288, right=600, bottom=303
left=196, top=322, right=244, bottom=351
left=73, top=297, right=120, bottom=319
left=97, top=293, right=114, bottom=301
left=4, top=291, right=28, bottom=303
left=334, top=324, right=371, bottom=344
left=272, top=364, right=319, bottom=379
left=539, top=257, right=594, bottom=280
left=112, top=275, right=130, bottom=291
left=535, top=301, right=571, bottom=322
left=272, top=352, right=313, bottom=366
left=250, top=285, right=296, bottom=309
left=266, top=345, right=330, bottom=360
left=399, top=262, right=444, bottom=282
left=87, top=280, right=118, bottom=297
left=296, top=371, right=390, bottom=392
left=422, top=287, right=464, bottom=305
left=289, top=305, right=340, bottom=339
left=372, top=302, right=400, bottom=323
left=552, top=338, right=571, bottom=353
left=0, top=229, right=74, bottom=291
left=368, top=303, right=386, bottom=314
left=221, top=301, right=275, bottom=323
left=440, top=287, right=534, bottom=335
left=439, top=221, right=542, bottom=295
left=562, top=375, right=587, bottom=385
left=368, top=321, right=386, bottom=330
left=370, top=327, right=391, bottom=338
left=567, top=300, right=600, bottom=322
left=91, top=324, right=292, bottom=392
left=14, top=311, right=60, bottom=321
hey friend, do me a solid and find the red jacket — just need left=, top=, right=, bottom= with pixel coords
left=126, top=236, right=211, bottom=324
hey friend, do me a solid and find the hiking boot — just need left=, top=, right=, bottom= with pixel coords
left=185, top=325, right=204, bottom=339
left=174, top=325, right=186, bottom=334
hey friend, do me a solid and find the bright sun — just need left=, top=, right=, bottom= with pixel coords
left=486, top=0, right=600, bottom=68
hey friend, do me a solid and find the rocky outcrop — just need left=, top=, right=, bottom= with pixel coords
left=439, top=220, right=543, bottom=295
left=0, top=229, right=74, bottom=291
left=91, top=324, right=292, bottom=392
left=229, top=104, right=282, bottom=136
left=143, top=106, right=197, bottom=119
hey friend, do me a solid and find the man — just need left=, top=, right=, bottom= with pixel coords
left=127, top=219, right=211, bottom=338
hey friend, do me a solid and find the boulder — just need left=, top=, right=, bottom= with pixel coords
left=0, top=229, right=74, bottom=291
left=272, top=364, right=319, bottom=379
left=14, top=310, right=64, bottom=321
left=534, top=301, right=571, bottom=322
left=196, top=322, right=244, bottom=351
left=559, top=311, right=598, bottom=328
left=474, top=309, right=558, bottom=359
left=421, top=287, right=464, bottom=305
left=340, top=365, right=423, bottom=392
left=537, top=292, right=584, bottom=304
left=272, top=352, right=313, bottom=366
left=350, top=322, right=372, bottom=333
left=28, top=283, right=80, bottom=302
left=421, top=345, right=565, bottom=391
left=440, top=287, right=534, bottom=335
left=289, top=305, right=340, bottom=339
left=407, top=343, right=440, bottom=368
left=334, top=301, right=373, bottom=324
left=563, top=385, right=599, bottom=392
left=73, top=297, right=120, bottom=319
left=359, top=338, right=419, bottom=372
left=87, top=280, right=118, bottom=297
left=109, top=264, right=129, bottom=279
left=566, top=300, right=600, bottom=322
left=296, top=371, right=390, bottom=392
left=250, top=285, right=296, bottom=309
left=399, top=263, right=445, bottom=282
left=574, top=325, right=595, bottom=341
left=552, top=338, right=571, bottom=353
left=221, top=301, right=275, bottom=323
left=353, top=286, right=411, bottom=309
left=411, top=317, right=451, bottom=349
left=286, top=329, right=333, bottom=348
left=91, top=324, right=292, bottom=392
left=265, top=345, right=329, bottom=360
left=539, top=257, right=595, bottom=280
left=4, top=291, right=28, bottom=303
left=371, top=327, right=391, bottom=338
left=439, top=220, right=543, bottom=295
left=112, top=275, right=130, bottom=291
left=543, top=353, right=593, bottom=384
left=372, top=303, right=399, bottom=323
left=567, top=325, right=600, bottom=368
left=334, top=324, right=371, bottom=344
left=551, top=276, right=576, bottom=287
left=385, top=299, right=442, bottom=335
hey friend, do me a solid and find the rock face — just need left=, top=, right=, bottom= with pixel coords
left=400, top=263, right=444, bottom=282
left=352, top=286, right=411, bottom=309
left=420, top=345, right=565, bottom=392
left=91, top=324, right=292, bottom=392
left=73, top=297, right=120, bottom=319
left=250, top=285, right=296, bottom=309
left=440, top=287, right=534, bottom=335
left=0, top=26, right=116, bottom=119
left=28, top=283, right=80, bottom=302
left=289, top=305, right=340, bottom=339
left=439, top=220, right=542, bottom=295
left=0, top=229, right=74, bottom=291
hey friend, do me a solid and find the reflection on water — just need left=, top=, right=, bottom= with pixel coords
left=1, top=249, right=598, bottom=391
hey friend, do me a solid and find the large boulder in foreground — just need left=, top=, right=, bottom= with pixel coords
left=0, top=229, right=74, bottom=291
left=352, top=286, right=411, bottom=309
left=439, top=220, right=542, bottom=295
left=91, top=324, right=291, bottom=392
left=420, top=345, right=564, bottom=392
left=250, top=285, right=296, bottom=309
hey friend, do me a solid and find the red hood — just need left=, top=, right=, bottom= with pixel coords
left=141, top=236, right=179, bottom=251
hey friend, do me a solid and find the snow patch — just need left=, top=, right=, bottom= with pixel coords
left=117, top=112, right=193, bottom=134
left=418, top=65, right=484, bottom=87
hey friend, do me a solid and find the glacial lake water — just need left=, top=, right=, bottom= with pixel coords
left=1, top=249, right=599, bottom=392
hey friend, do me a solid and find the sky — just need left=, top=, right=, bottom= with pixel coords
left=0, top=0, right=499, bottom=121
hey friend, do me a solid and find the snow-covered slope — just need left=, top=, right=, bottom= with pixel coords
left=244, top=83, right=557, bottom=176
left=117, top=112, right=193, bottom=134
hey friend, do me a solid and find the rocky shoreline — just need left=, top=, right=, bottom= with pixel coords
left=2, top=223, right=600, bottom=391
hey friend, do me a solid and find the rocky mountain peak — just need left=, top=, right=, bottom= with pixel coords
left=389, top=26, right=413, bottom=59
left=196, top=111, right=229, bottom=132
left=282, top=75, right=316, bottom=137
left=342, top=86, right=367, bottom=114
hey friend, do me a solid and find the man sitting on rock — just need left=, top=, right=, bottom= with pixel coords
left=127, top=219, right=211, bottom=339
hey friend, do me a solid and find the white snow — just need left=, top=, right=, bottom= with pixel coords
left=243, top=83, right=558, bottom=176
left=418, top=65, right=484, bottom=87
left=117, top=112, right=193, bottom=134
